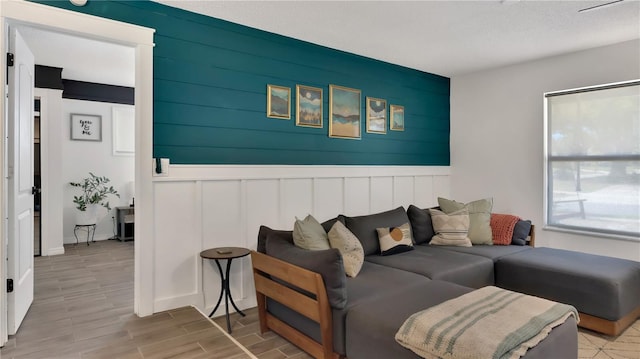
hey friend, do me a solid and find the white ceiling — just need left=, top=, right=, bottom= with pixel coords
left=19, top=26, right=135, bottom=87
left=153, top=0, right=640, bottom=77
left=19, top=0, right=639, bottom=86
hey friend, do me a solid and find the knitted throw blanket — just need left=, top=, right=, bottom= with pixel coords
left=395, top=286, right=578, bottom=359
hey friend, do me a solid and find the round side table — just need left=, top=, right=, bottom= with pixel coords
left=200, top=247, right=250, bottom=333
left=73, top=224, right=96, bottom=246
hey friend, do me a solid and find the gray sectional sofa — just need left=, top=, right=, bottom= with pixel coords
left=251, top=206, right=640, bottom=359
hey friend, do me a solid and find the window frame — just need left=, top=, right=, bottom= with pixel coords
left=543, top=79, right=640, bottom=240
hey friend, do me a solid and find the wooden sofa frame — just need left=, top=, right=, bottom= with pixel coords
left=251, top=251, right=340, bottom=359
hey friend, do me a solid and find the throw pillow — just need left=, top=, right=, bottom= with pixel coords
left=490, top=213, right=521, bottom=245
left=407, top=205, right=435, bottom=245
left=512, top=220, right=532, bottom=246
left=438, top=197, right=493, bottom=245
left=376, top=222, right=414, bottom=256
left=327, top=221, right=364, bottom=277
left=292, top=214, right=330, bottom=250
left=428, top=208, right=472, bottom=247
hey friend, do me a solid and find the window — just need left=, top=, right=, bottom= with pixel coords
left=544, top=80, right=640, bottom=238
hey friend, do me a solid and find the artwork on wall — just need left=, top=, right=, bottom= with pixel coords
left=267, top=84, right=291, bottom=119
left=70, top=114, right=102, bottom=141
left=390, top=105, right=405, bottom=131
left=366, top=97, right=387, bottom=134
left=296, top=85, right=323, bottom=128
left=329, top=85, right=361, bottom=139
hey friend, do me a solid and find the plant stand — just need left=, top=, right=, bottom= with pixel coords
left=73, top=224, right=96, bottom=246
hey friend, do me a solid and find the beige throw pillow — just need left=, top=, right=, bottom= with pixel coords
left=328, top=221, right=364, bottom=277
left=429, top=208, right=472, bottom=247
left=438, top=197, right=493, bottom=245
left=292, top=214, right=330, bottom=250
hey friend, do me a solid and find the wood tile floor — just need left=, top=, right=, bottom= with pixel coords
left=1, top=239, right=638, bottom=358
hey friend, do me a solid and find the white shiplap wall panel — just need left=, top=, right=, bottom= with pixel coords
left=246, top=179, right=280, bottom=241
left=393, top=176, right=415, bottom=209
left=280, top=178, right=313, bottom=225
left=344, top=177, right=370, bottom=216
left=151, top=165, right=450, bottom=315
left=414, top=176, right=435, bottom=208
left=153, top=182, right=199, bottom=305
left=202, top=180, right=243, bottom=248
left=313, top=178, right=344, bottom=222
left=370, top=177, right=394, bottom=213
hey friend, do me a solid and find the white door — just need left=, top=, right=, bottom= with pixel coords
left=6, top=27, right=35, bottom=335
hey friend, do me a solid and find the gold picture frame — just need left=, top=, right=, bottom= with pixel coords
left=267, top=84, right=291, bottom=120
left=296, top=85, right=323, bottom=128
left=390, top=104, right=405, bottom=131
left=329, top=84, right=361, bottom=139
left=366, top=97, right=387, bottom=134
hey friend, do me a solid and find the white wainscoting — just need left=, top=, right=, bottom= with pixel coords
left=151, top=165, right=451, bottom=314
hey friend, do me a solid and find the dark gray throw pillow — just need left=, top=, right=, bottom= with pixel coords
left=343, top=206, right=410, bottom=255
left=265, top=235, right=347, bottom=309
left=512, top=220, right=532, bottom=246
left=407, top=205, right=435, bottom=245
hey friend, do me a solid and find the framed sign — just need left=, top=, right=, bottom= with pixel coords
left=71, top=114, right=102, bottom=141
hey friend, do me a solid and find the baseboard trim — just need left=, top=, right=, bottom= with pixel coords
left=47, top=246, right=65, bottom=256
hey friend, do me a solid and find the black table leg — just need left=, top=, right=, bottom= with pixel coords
left=207, top=258, right=246, bottom=333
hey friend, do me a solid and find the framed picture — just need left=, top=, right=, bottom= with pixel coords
left=70, top=114, right=102, bottom=141
left=329, top=84, right=361, bottom=139
left=267, top=84, right=291, bottom=119
left=296, top=85, right=323, bottom=128
left=390, top=105, right=405, bottom=131
left=366, top=97, right=387, bottom=134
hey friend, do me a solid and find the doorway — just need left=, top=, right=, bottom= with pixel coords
left=0, top=0, right=155, bottom=346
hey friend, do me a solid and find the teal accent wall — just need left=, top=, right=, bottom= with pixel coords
left=33, top=0, right=450, bottom=165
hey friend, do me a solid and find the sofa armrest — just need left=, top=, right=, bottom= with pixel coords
left=528, top=224, right=536, bottom=247
left=251, top=251, right=339, bottom=359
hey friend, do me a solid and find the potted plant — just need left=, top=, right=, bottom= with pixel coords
left=70, top=172, right=120, bottom=225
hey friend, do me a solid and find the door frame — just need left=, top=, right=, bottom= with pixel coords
left=0, top=0, right=155, bottom=345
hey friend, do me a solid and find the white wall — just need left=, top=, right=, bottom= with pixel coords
left=450, top=39, right=640, bottom=261
left=151, top=165, right=450, bottom=313
left=62, top=99, right=134, bottom=243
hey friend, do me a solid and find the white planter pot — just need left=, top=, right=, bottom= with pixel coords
left=75, top=204, right=104, bottom=225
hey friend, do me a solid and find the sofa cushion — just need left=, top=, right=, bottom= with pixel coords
left=265, top=235, right=347, bottom=309
left=439, top=197, right=493, bottom=245
left=433, top=244, right=532, bottom=261
left=496, top=247, right=640, bottom=321
left=377, top=222, right=414, bottom=256
left=367, top=245, right=495, bottom=288
left=343, top=206, right=410, bottom=255
left=512, top=219, right=532, bottom=245
left=328, top=221, right=364, bottom=277
left=257, top=225, right=293, bottom=253
left=267, top=261, right=430, bottom=355
left=429, top=208, right=472, bottom=247
left=406, top=205, right=435, bottom=245
left=293, top=214, right=330, bottom=250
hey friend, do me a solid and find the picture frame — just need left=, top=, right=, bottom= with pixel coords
left=390, top=104, right=405, bottom=131
left=70, top=114, right=102, bottom=141
left=267, top=84, right=291, bottom=120
left=296, top=85, right=323, bottom=128
left=366, top=97, right=387, bottom=134
left=329, top=84, right=361, bottom=139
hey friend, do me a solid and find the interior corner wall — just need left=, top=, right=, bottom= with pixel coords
left=62, top=99, right=134, bottom=243
left=450, top=39, right=640, bottom=261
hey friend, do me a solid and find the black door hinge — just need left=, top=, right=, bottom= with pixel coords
left=7, top=278, right=13, bottom=293
left=7, top=53, right=14, bottom=67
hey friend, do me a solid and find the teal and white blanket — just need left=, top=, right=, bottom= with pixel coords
left=395, top=286, right=578, bottom=359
